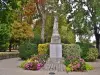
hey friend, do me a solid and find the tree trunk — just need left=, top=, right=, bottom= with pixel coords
left=95, top=33, right=99, bottom=49
left=94, top=25, right=100, bottom=56
left=9, top=40, right=12, bottom=52
left=41, top=14, right=46, bottom=43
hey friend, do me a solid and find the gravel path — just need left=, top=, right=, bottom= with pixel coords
left=0, top=58, right=100, bottom=75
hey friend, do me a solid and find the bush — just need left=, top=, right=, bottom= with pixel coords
left=77, top=43, right=98, bottom=61
left=20, top=54, right=48, bottom=70
left=0, top=52, right=19, bottom=59
left=38, top=44, right=49, bottom=55
left=85, top=48, right=98, bottom=61
left=64, top=57, right=93, bottom=72
left=31, top=34, right=41, bottom=44
left=76, top=43, right=90, bottom=59
left=62, top=44, right=81, bottom=58
left=0, top=43, right=9, bottom=52
left=84, top=63, right=94, bottom=71
left=33, top=21, right=41, bottom=44
left=0, top=24, right=10, bottom=52
left=19, top=42, right=37, bottom=60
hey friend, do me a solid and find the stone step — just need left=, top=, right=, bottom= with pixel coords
left=40, top=58, right=66, bottom=72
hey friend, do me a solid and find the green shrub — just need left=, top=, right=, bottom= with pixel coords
left=65, top=57, right=93, bottom=72
left=31, top=34, right=41, bottom=44
left=84, top=63, right=94, bottom=71
left=62, top=44, right=81, bottom=58
left=76, top=43, right=90, bottom=58
left=66, top=64, right=72, bottom=72
left=77, top=43, right=98, bottom=61
left=19, top=42, right=37, bottom=60
left=0, top=24, right=10, bottom=52
left=0, top=43, right=9, bottom=52
left=38, top=44, right=49, bottom=55
left=33, top=21, right=41, bottom=44
left=0, top=52, right=19, bottom=59
left=19, top=59, right=31, bottom=68
left=85, top=48, right=98, bottom=61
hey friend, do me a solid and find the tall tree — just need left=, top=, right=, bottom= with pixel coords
left=86, top=0, right=100, bottom=54
left=65, top=0, right=100, bottom=53
left=35, top=0, right=46, bottom=43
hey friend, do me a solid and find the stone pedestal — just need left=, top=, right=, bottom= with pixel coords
left=50, top=43, right=62, bottom=58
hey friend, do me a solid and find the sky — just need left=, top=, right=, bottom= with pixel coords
left=76, top=35, right=96, bottom=43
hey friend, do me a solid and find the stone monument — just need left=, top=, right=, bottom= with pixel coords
left=50, top=16, right=62, bottom=58
left=40, top=16, right=65, bottom=72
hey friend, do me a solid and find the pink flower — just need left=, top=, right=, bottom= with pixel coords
left=37, top=64, right=41, bottom=67
left=80, top=58, right=85, bottom=64
left=37, top=63, right=42, bottom=70
left=77, top=63, right=80, bottom=68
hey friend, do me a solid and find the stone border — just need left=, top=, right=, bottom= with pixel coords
left=0, top=52, right=19, bottom=60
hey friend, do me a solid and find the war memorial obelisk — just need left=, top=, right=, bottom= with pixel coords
left=50, top=16, right=62, bottom=58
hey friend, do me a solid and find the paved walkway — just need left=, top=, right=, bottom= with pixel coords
left=0, top=58, right=100, bottom=75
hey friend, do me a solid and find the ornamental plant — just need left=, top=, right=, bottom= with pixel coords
left=38, top=44, right=49, bottom=55
left=19, top=41, right=37, bottom=60
left=20, top=54, right=48, bottom=70
left=64, top=56, right=93, bottom=72
left=85, top=48, right=98, bottom=61
left=63, top=44, right=82, bottom=58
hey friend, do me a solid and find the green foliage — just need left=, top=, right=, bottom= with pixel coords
left=84, top=63, right=94, bottom=71
left=59, top=15, right=75, bottom=44
left=33, top=21, right=41, bottom=44
left=65, top=57, right=93, bottom=72
left=38, top=44, right=49, bottom=55
left=32, top=34, right=41, bottom=44
left=66, top=64, right=72, bottom=72
left=76, top=43, right=90, bottom=59
left=11, top=21, right=34, bottom=43
left=85, top=48, right=98, bottom=61
left=76, top=43, right=98, bottom=61
left=19, top=41, right=37, bottom=60
left=62, top=44, right=81, bottom=58
left=0, top=24, right=10, bottom=52
left=45, top=14, right=53, bottom=42
left=19, top=59, right=31, bottom=68
left=0, top=52, right=19, bottom=59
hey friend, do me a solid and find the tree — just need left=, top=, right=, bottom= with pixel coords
left=23, top=0, right=37, bottom=24
left=86, top=0, right=100, bottom=53
left=35, top=0, right=46, bottom=43
left=0, top=24, right=10, bottom=52
left=64, top=0, right=100, bottom=54
left=10, top=21, right=34, bottom=51
left=45, top=13, right=54, bottom=42
left=59, top=15, right=75, bottom=43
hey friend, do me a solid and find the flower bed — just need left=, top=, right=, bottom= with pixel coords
left=64, top=56, right=93, bottom=72
left=20, top=54, right=48, bottom=70
left=0, top=52, right=19, bottom=60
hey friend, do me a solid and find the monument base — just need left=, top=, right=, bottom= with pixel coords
left=50, top=43, right=62, bottom=58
